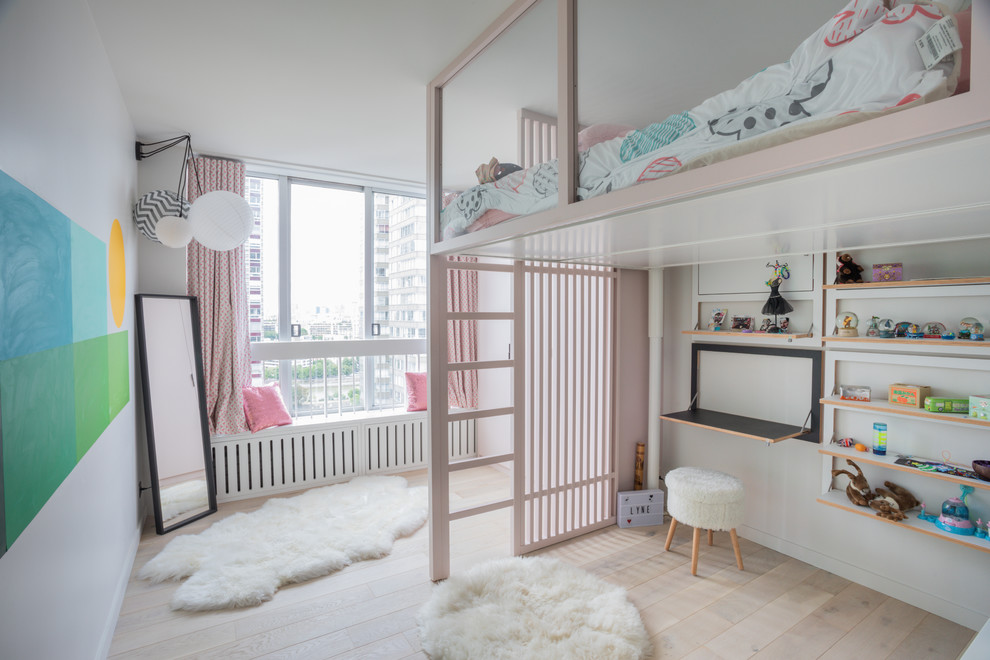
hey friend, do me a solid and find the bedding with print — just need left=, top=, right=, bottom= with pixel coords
left=440, top=0, right=960, bottom=240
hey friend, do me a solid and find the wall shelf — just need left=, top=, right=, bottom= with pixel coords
left=823, top=337, right=988, bottom=349
left=823, top=276, right=990, bottom=290
left=821, top=253, right=990, bottom=555
left=817, top=490, right=990, bottom=555
left=820, top=445, right=990, bottom=491
left=821, top=396, right=990, bottom=428
left=683, top=330, right=812, bottom=339
left=661, top=409, right=809, bottom=444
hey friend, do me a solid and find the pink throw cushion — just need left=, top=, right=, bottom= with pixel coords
left=577, top=123, right=635, bottom=152
left=405, top=372, right=427, bottom=412
left=242, top=385, right=292, bottom=433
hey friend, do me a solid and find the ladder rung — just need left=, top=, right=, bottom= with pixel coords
left=447, top=407, right=514, bottom=423
left=448, top=360, right=513, bottom=371
left=450, top=453, right=513, bottom=472
left=450, top=498, right=513, bottom=520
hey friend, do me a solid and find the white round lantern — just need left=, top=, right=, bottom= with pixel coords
left=132, top=190, right=190, bottom=244
left=155, top=216, right=194, bottom=248
left=188, top=191, right=253, bottom=251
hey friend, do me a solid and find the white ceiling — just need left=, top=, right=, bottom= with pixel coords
left=87, top=0, right=515, bottom=187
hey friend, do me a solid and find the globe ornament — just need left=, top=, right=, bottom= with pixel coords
left=836, top=311, right=859, bottom=337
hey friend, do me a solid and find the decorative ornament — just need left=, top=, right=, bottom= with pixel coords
left=959, top=317, right=985, bottom=341
left=877, top=318, right=895, bottom=338
left=835, top=311, right=858, bottom=337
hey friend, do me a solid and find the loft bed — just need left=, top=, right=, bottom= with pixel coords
left=423, top=0, right=988, bottom=581
left=428, top=0, right=989, bottom=269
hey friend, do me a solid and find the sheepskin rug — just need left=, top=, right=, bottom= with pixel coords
left=139, top=475, right=427, bottom=611
left=417, top=557, right=652, bottom=659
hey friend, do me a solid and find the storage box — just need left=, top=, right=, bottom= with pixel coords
left=971, top=395, right=990, bottom=420
left=617, top=489, right=664, bottom=528
left=889, top=383, right=931, bottom=408
left=839, top=385, right=871, bottom=401
left=924, top=397, right=969, bottom=413
left=872, top=262, right=903, bottom=282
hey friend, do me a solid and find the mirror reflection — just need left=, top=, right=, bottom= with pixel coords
left=135, top=294, right=217, bottom=534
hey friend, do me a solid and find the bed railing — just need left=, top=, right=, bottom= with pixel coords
left=518, top=108, right=558, bottom=169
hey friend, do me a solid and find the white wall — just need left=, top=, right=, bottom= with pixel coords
left=0, top=0, right=141, bottom=657
left=660, top=250, right=990, bottom=630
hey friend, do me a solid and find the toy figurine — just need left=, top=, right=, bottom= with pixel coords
left=763, top=261, right=793, bottom=333
left=918, top=485, right=977, bottom=536
left=866, top=316, right=880, bottom=337
left=831, top=459, right=875, bottom=507
left=868, top=481, right=920, bottom=521
left=834, top=253, right=865, bottom=284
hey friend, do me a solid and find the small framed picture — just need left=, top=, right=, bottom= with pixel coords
left=731, top=315, right=753, bottom=331
left=709, top=308, right=727, bottom=330
left=759, top=318, right=772, bottom=332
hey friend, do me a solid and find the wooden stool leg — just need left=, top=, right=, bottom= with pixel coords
left=707, top=529, right=713, bottom=546
left=691, top=527, right=701, bottom=576
left=730, top=528, right=744, bottom=570
left=664, top=518, right=678, bottom=551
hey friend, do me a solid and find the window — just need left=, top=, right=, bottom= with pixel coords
left=244, top=173, right=427, bottom=416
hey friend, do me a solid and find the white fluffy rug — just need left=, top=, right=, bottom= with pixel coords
left=418, top=557, right=652, bottom=659
left=139, top=475, right=427, bottom=611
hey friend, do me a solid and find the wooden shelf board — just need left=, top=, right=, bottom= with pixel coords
left=817, top=490, right=990, bottom=554
left=822, top=336, right=988, bottom=348
left=820, top=396, right=990, bottom=428
left=661, top=409, right=809, bottom=444
left=823, top=276, right=990, bottom=290
left=820, top=445, right=990, bottom=491
left=683, top=330, right=813, bottom=339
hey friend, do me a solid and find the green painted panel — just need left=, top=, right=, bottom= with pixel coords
left=70, top=223, right=108, bottom=343
left=0, top=345, right=76, bottom=548
left=74, top=336, right=109, bottom=460
left=107, top=330, right=129, bottom=419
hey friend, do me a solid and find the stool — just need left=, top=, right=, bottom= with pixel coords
left=663, top=467, right=745, bottom=576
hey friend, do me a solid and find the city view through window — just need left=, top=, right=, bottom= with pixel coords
left=245, top=175, right=427, bottom=418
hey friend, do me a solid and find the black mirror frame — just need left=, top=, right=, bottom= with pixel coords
left=135, top=294, right=217, bottom=534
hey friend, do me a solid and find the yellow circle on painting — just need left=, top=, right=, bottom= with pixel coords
left=109, top=218, right=126, bottom=327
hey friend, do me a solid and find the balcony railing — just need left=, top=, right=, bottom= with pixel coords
left=250, top=338, right=427, bottom=419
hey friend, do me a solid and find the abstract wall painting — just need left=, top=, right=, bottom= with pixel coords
left=0, top=169, right=129, bottom=556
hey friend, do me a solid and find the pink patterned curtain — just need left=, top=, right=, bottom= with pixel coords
left=447, top=256, right=479, bottom=408
left=186, top=156, right=251, bottom=435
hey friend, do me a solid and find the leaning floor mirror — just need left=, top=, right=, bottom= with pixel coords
left=135, top=294, right=217, bottom=534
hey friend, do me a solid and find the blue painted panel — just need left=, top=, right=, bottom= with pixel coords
left=70, top=223, right=107, bottom=343
left=0, top=170, right=73, bottom=361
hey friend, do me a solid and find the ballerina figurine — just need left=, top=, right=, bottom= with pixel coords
left=762, top=261, right=794, bottom=333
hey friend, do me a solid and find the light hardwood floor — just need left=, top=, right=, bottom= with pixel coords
left=111, top=467, right=975, bottom=659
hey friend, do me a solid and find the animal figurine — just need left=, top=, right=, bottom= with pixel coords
left=831, top=459, right=876, bottom=506
left=834, top=253, right=865, bottom=284
left=475, top=157, right=523, bottom=185
left=868, top=481, right=920, bottom=521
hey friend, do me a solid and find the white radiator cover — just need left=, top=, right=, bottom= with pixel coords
left=212, top=413, right=476, bottom=502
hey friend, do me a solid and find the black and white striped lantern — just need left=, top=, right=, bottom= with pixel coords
left=132, top=190, right=191, bottom=244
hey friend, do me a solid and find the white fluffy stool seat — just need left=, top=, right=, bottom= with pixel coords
left=664, top=467, right=745, bottom=576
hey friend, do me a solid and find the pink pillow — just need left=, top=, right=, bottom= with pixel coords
left=242, top=385, right=292, bottom=433
left=405, top=372, right=427, bottom=412
left=577, top=123, right=634, bottom=152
